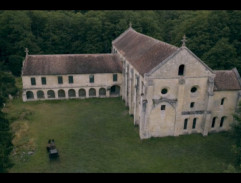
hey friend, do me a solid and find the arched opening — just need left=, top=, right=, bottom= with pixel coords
left=211, top=117, right=217, bottom=128
left=99, top=88, right=106, bottom=96
left=68, top=89, right=76, bottom=98
left=192, top=118, right=197, bottom=129
left=178, top=64, right=185, bottom=76
left=110, top=85, right=120, bottom=96
left=26, top=91, right=34, bottom=99
left=79, top=89, right=86, bottom=97
left=37, top=90, right=44, bottom=99
left=89, top=88, right=96, bottom=97
left=184, top=118, right=188, bottom=130
left=221, top=98, right=225, bottom=105
left=58, top=89, right=65, bottom=98
left=220, top=116, right=226, bottom=127
left=47, top=90, right=55, bottom=98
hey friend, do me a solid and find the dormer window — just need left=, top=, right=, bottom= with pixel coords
left=178, top=64, right=185, bottom=76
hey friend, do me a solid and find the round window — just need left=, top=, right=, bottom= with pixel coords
left=191, top=86, right=197, bottom=93
left=161, top=88, right=168, bottom=94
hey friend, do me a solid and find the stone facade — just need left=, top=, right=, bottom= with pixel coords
left=22, top=26, right=241, bottom=139
left=22, top=73, right=122, bottom=101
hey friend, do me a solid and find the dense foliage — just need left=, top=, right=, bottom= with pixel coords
left=231, top=101, right=241, bottom=170
left=0, top=72, right=17, bottom=172
left=0, top=10, right=241, bottom=77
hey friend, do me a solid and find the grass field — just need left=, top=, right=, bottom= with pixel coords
left=3, top=96, right=236, bottom=173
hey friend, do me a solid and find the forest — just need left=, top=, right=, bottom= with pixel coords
left=1, top=10, right=241, bottom=172
left=0, top=10, right=241, bottom=76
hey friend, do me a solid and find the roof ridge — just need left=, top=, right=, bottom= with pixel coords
left=112, top=27, right=134, bottom=44
left=28, top=53, right=115, bottom=56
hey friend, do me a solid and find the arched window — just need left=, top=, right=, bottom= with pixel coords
left=37, top=90, right=44, bottom=99
left=110, top=85, right=120, bottom=96
left=26, top=91, right=34, bottom=99
left=211, top=117, right=217, bottom=128
left=221, top=98, right=225, bottom=105
left=68, top=89, right=76, bottom=98
left=190, top=102, right=195, bottom=108
left=79, top=89, right=86, bottom=97
left=178, top=64, right=185, bottom=76
left=99, top=88, right=106, bottom=96
left=192, top=118, right=197, bottom=129
left=58, top=89, right=65, bottom=98
left=184, top=119, right=188, bottom=130
left=89, top=88, right=96, bottom=97
left=220, top=116, right=226, bottom=127
left=47, top=90, right=55, bottom=98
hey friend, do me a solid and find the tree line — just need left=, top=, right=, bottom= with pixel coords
left=1, top=10, right=241, bottom=172
left=0, top=10, right=241, bottom=76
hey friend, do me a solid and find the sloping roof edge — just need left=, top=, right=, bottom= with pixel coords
left=232, top=67, right=241, bottom=88
left=112, top=27, right=133, bottom=44
left=146, top=46, right=215, bottom=76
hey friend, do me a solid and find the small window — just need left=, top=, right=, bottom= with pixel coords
left=31, top=77, right=36, bottom=85
left=184, top=119, right=188, bottom=130
left=69, top=76, right=74, bottom=84
left=211, top=117, right=216, bottom=128
left=192, top=118, right=197, bottom=129
left=161, top=105, right=166, bottom=111
left=220, top=117, right=225, bottom=127
left=161, top=88, right=168, bottom=94
left=191, top=86, right=197, bottom=93
left=89, top=75, right=94, bottom=83
left=58, top=76, right=63, bottom=84
left=190, top=102, right=195, bottom=108
left=221, top=98, right=225, bottom=105
left=113, top=74, right=117, bottom=82
left=178, top=64, right=185, bottom=76
left=41, top=77, right=46, bottom=85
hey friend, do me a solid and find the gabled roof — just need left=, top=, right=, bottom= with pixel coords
left=112, top=27, right=178, bottom=76
left=214, top=68, right=241, bottom=91
left=146, top=46, right=215, bottom=76
left=22, top=54, right=122, bottom=76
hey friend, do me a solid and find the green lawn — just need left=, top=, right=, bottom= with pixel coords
left=4, top=97, right=235, bottom=173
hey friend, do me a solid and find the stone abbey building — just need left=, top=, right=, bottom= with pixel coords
left=22, top=26, right=241, bottom=139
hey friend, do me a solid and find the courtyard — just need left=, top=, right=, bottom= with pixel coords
left=4, top=97, right=235, bottom=173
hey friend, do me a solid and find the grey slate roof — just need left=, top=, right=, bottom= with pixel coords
left=214, top=68, right=241, bottom=91
left=112, top=27, right=178, bottom=76
left=22, top=54, right=122, bottom=76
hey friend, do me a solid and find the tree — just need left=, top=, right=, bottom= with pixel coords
left=0, top=71, right=17, bottom=172
left=0, top=111, right=13, bottom=173
left=0, top=71, right=18, bottom=105
left=201, top=38, right=238, bottom=70
left=230, top=101, right=241, bottom=169
left=8, top=55, right=24, bottom=77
